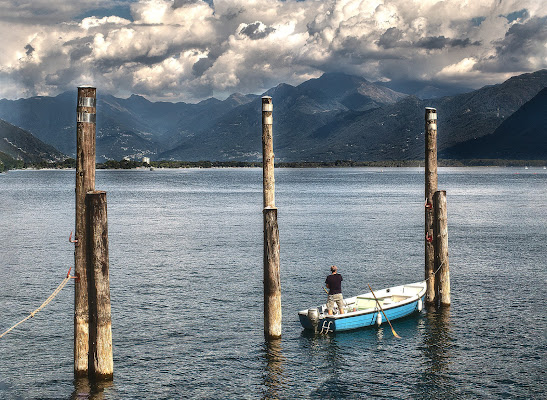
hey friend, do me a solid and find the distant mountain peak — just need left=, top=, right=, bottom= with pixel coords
left=226, top=92, right=256, bottom=106
left=320, top=71, right=368, bottom=81
left=128, top=94, right=150, bottom=103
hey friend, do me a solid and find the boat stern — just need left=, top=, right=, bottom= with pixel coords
left=298, top=308, right=325, bottom=331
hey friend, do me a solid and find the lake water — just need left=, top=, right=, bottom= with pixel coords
left=0, top=167, right=545, bottom=399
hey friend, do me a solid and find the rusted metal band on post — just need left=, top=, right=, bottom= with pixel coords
left=262, top=96, right=273, bottom=124
left=425, top=107, right=437, bottom=121
left=78, top=97, right=96, bottom=107
left=77, top=112, right=96, bottom=124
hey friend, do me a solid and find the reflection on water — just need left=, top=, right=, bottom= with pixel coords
left=415, top=305, right=456, bottom=398
left=301, top=330, right=361, bottom=399
left=71, top=378, right=114, bottom=400
left=262, top=339, right=285, bottom=400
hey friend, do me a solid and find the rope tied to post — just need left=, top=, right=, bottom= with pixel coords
left=0, top=267, right=76, bottom=339
left=431, top=261, right=444, bottom=276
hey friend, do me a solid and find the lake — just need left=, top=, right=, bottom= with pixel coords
left=0, top=167, right=545, bottom=399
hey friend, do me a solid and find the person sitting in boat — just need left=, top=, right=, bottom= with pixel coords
left=325, top=265, right=344, bottom=315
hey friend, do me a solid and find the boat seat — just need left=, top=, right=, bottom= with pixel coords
left=356, top=296, right=380, bottom=310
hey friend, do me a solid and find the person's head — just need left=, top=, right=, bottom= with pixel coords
left=330, top=265, right=337, bottom=274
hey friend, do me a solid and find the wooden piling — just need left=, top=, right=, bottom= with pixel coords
left=262, top=96, right=275, bottom=209
left=424, top=107, right=438, bottom=305
left=262, top=96, right=281, bottom=339
left=75, top=86, right=96, bottom=377
left=86, top=191, right=113, bottom=380
left=433, top=190, right=450, bottom=307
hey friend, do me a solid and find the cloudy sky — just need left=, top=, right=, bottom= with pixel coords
left=1, top=0, right=545, bottom=102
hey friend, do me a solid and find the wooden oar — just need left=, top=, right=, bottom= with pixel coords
left=367, top=284, right=401, bottom=339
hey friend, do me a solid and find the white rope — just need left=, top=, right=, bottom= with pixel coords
left=0, top=275, right=72, bottom=339
left=433, top=261, right=445, bottom=276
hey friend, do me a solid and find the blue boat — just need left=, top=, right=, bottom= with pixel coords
left=298, top=281, right=426, bottom=333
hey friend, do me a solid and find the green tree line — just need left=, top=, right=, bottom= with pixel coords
left=2, top=156, right=547, bottom=173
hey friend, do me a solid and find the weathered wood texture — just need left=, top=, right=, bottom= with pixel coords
left=264, top=208, right=281, bottom=339
left=262, top=96, right=275, bottom=209
left=434, top=190, right=450, bottom=307
left=86, top=191, right=113, bottom=380
left=75, top=86, right=96, bottom=377
left=262, top=96, right=281, bottom=339
left=424, top=107, right=438, bottom=305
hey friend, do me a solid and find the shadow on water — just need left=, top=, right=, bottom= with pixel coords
left=71, top=378, right=114, bottom=400
left=262, top=339, right=286, bottom=400
left=414, top=305, right=457, bottom=399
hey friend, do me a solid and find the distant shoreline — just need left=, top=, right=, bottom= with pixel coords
left=100, top=159, right=547, bottom=169
left=3, top=158, right=547, bottom=172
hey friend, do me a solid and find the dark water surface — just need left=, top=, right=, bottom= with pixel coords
left=0, top=167, right=545, bottom=399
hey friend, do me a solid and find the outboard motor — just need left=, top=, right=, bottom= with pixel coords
left=308, top=308, right=320, bottom=332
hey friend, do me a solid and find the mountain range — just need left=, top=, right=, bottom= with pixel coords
left=440, top=87, right=547, bottom=159
left=0, top=70, right=545, bottom=163
left=0, top=119, right=65, bottom=163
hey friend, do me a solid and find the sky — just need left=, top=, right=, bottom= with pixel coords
left=0, top=0, right=546, bottom=103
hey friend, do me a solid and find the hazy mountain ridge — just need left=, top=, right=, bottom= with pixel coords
left=160, top=73, right=409, bottom=161
left=302, top=69, right=547, bottom=161
left=0, top=70, right=545, bottom=163
left=0, top=91, right=258, bottom=161
left=0, top=119, right=65, bottom=162
left=162, top=69, right=546, bottom=162
left=441, top=87, right=547, bottom=159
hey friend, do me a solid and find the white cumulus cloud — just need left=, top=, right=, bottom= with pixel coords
left=0, top=0, right=545, bottom=101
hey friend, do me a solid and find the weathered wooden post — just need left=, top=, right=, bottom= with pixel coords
left=75, top=86, right=96, bottom=377
left=86, top=191, right=113, bottom=380
left=262, top=96, right=281, bottom=339
left=434, top=190, right=450, bottom=306
left=424, top=107, right=438, bottom=305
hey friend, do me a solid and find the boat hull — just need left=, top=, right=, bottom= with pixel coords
left=298, top=281, right=426, bottom=333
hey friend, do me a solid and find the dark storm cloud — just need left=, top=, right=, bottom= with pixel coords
left=25, top=44, right=35, bottom=56
left=69, top=45, right=93, bottom=62
left=480, top=16, right=547, bottom=72
left=450, top=38, right=481, bottom=47
left=239, top=22, right=276, bottom=40
left=378, top=28, right=481, bottom=51
left=63, top=37, right=94, bottom=61
left=416, top=36, right=480, bottom=50
left=192, top=57, right=214, bottom=76
left=416, top=36, right=449, bottom=49
left=377, top=28, right=410, bottom=49
left=496, top=16, right=547, bottom=56
left=172, top=0, right=200, bottom=8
